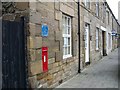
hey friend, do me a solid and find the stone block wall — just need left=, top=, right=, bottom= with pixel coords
left=2, top=1, right=119, bottom=89
left=28, top=1, right=79, bottom=88
left=2, top=2, right=29, bottom=20
left=28, top=1, right=111, bottom=88
left=112, top=16, right=118, bottom=50
left=80, top=1, right=105, bottom=66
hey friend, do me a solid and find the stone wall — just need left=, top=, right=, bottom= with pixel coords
left=112, top=16, right=118, bottom=50
left=118, top=1, right=120, bottom=24
left=2, top=1, right=119, bottom=89
left=28, top=1, right=111, bottom=88
left=2, top=2, right=29, bottom=20
left=80, top=1, right=105, bottom=66
left=28, top=1, right=79, bottom=88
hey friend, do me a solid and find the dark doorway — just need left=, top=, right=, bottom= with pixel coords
left=2, top=18, right=27, bottom=88
left=102, top=31, right=107, bottom=56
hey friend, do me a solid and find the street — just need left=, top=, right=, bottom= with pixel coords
left=56, top=49, right=118, bottom=88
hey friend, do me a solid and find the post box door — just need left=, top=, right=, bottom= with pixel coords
left=42, top=47, right=48, bottom=72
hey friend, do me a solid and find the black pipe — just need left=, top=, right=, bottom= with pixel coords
left=78, top=0, right=81, bottom=73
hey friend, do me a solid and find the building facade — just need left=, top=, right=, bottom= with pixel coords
left=118, top=1, right=120, bottom=47
left=2, top=0, right=120, bottom=89
left=118, top=1, right=120, bottom=24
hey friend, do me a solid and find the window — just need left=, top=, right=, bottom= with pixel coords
left=96, top=0, right=99, bottom=17
left=112, top=17, right=113, bottom=29
left=62, top=15, right=72, bottom=59
left=102, top=3, right=104, bottom=20
left=84, top=0, right=90, bottom=9
left=107, top=11, right=109, bottom=25
left=96, top=28, right=99, bottom=50
left=108, top=33, right=111, bottom=48
left=102, top=3, right=106, bottom=23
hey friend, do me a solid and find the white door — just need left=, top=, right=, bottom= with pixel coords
left=85, top=24, right=90, bottom=63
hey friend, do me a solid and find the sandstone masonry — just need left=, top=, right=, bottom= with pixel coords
left=2, top=1, right=120, bottom=89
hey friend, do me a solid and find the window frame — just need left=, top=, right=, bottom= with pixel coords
left=108, top=33, right=111, bottom=48
left=84, top=0, right=90, bottom=9
left=62, top=14, right=72, bottom=59
left=96, top=28, right=99, bottom=50
left=96, top=0, right=99, bottom=17
left=102, top=3, right=106, bottom=22
left=106, top=11, right=109, bottom=25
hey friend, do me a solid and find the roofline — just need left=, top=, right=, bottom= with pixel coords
left=104, top=2, right=120, bottom=26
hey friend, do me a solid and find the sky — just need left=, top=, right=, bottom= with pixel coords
left=106, top=0, right=120, bottom=19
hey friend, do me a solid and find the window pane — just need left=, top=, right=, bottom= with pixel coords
left=65, top=47, right=67, bottom=55
left=65, top=26, right=68, bottom=34
left=96, top=40, right=98, bottom=48
left=96, top=28, right=99, bottom=49
left=65, top=17, right=68, bottom=26
left=62, top=25, right=65, bottom=34
left=96, top=1, right=99, bottom=16
left=68, top=18, right=70, bottom=26
left=64, top=37, right=67, bottom=47
left=65, top=26, right=67, bottom=34
left=84, top=0, right=87, bottom=6
left=68, top=38, right=70, bottom=45
left=87, top=0, right=90, bottom=8
left=68, top=46, right=70, bottom=54
left=68, top=27, right=70, bottom=34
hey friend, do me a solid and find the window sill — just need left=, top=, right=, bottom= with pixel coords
left=95, top=15, right=99, bottom=19
left=63, top=55, right=72, bottom=60
left=96, top=48, right=99, bottom=51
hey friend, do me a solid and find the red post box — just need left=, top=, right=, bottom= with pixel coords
left=42, top=47, right=48, bottom=72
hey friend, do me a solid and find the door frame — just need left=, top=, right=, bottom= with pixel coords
left=21, top=16, right=28, bottom=88
left=102, top=31, right=107, bottom=56
left=21, top=16, right=29, bottom=88
left=84, top=23, right=90, bottom=65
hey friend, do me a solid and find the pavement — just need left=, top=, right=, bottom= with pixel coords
left=0, top=60, right=2, bottom=89
left=56, top=49, right=119, bottom=88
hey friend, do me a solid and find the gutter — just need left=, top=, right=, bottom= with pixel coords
left=78, top=0, right=81, bottom=73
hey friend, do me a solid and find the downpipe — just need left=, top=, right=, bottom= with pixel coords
left=78, top=0, right=81, bottom=73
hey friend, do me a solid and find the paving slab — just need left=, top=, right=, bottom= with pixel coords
left=56, top=49, right=119, bottom=88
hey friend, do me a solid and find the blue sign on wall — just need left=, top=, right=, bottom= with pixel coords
left=41, top=24, right=48, bottom=37
left=111, top=29, right=117, bottom=36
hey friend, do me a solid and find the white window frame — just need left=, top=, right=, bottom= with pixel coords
left=62, top=14, right=72, bottom=59
left=102, top=3, right=106, bottom=23
left=108, top=33, right=111, bottom=48
left=96, top=28, right=99, bottom=50
left=84, top=0, right=90, bottom=9
left=102, top=3, right=105, bottom=21
left=106, top=11, right=109, bottom=25
left=96, top=0, right=99, bottom=17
